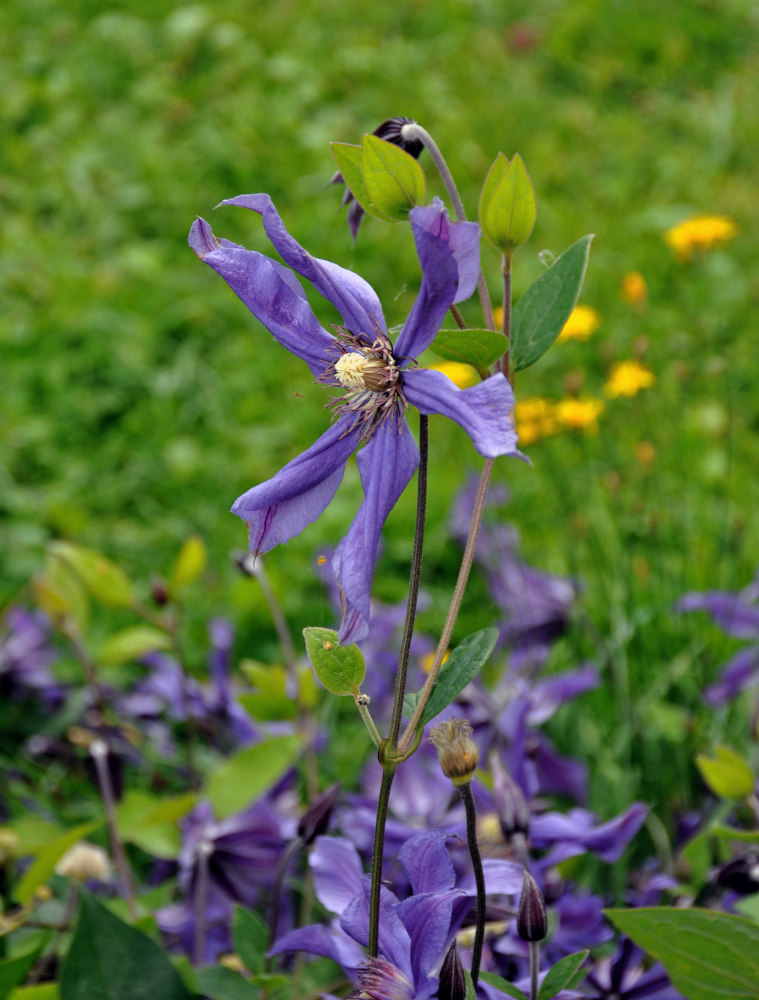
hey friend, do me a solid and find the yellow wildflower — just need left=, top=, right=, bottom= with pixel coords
left=557, top=305, right=600, bottom=343
left=431, top=360, right=479, bottom=389
left=493, top=306, right=504, bottom=329
left=515, top=397, right=558, bottom=445
left=620, top=271, right=647, bottom=307
left=664, top=215, right=737, bottom=260
left=420, top=649, right=450, bottom=674
left=555, top=397, right=605, bottom=433
left=604, top=360, right=656, bottom=398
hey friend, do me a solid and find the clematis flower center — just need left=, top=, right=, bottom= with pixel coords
left=334, top=352, right=388, bottom=393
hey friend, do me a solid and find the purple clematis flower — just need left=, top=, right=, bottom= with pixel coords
left=677, top=571, right=759, bottom=705
left=189, top=195, right=518, bottom=643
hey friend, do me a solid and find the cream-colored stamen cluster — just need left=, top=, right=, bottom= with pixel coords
left=334, top=352, right=387, bottom=392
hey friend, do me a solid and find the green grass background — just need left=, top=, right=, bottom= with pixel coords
left=3, top=0, right=759, bottom=820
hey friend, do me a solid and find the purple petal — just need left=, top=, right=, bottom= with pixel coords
left=395, top=889, right=465, bottom=995
left=704, top=645, right=759, bottom=706
left=677, top=591, right=759, bottom=639
left=458, top=858, right=523, bottom=896
left=341, top=882, right=412, bottom=981
left=398, top=830, right=456, bottom=894
left=403, top=369, right=518, bottom=459
left=269, top=921, right=365, bottom=973
left=394, top=199, right=479, bottom=359
left=220, top=194, right=386, bottom=336
left=333, top=421, right=419, bottom=644
left=189, top=218, right=333, bottom=377
left=310, top=835, right=365, bottom=914
left=528, top=665, right=600, bottom=725
left=532, top=803, right=648, bottom=863
left=232, top=420, right=360, bottom=554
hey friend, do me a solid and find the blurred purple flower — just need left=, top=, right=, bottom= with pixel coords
left=0, top=608, right=63, bottom=704
left=190, top=195, right=518, bottom=644
left=677, top=571, right=759, bottom=705
left=271, top=829, right=522, bottom=997
left=584, top=937, right=684, bottom=999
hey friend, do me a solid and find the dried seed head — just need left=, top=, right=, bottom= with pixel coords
left=429, top=718, right=479, bottom=786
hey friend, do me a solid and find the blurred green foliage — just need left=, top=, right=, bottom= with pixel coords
left=3, top=0, right=759, bottom=815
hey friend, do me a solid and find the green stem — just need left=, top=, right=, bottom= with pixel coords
left=460, top=783, right=486, bottom=985
left=529, top=941, right=540, bottom=1000
left=90, top=739, right=137, bottom=920
left=368, top=765, right=396, bottom=956
left=401, top=122, right=495, bottom=329
left=388, top=413, right=428, bottom=748
left=501, top=253, right=513, bottom=381
left=356, top=695, right=382, bottom=747
left=398, top=457, right=494, bottom=753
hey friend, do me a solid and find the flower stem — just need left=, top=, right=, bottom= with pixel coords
left=388, top=413, right=428, bottom=748
left=529, top=941, right=540, bottom=1000
left=355, top=695, right=382, bottom=748
left=459, top=783, right=486, bottom=986
left=89, top=739, right=137, bottom=920
left=398, top=457, right=493, bottom=753
left=501, top=253, right=513, bottom=381
left=401, top=122, right=495, bottom=330
left=368, top=764, right=396, bottom=957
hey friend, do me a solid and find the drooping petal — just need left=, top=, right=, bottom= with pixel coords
left=310, top=835, right=365, bottom=914
left=677, top=590, right=759, bottom=639
left=398, top=830, right=456, bottom=895
left=220, top=194, right=386, bottom=337
left=232, top=420, right=360, bottom=554
left=268, top=921, right=365, bottom=973
left=189, top=217, right=333, bottom=376
left=404, top=368, right=518, bottom=458
left=704, top=645, right=759, bottom=706
left=341, top=881, right=413, bottom=983
left=394, top=199, right=479, bottom=360
left=333, top=421, right=420, bottom=644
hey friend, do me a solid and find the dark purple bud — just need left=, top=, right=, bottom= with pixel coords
left=437, top=940, right=467, bottom=1000
left=714, top=852, right=759, bottom=895
left=151, top=576, right=169, bottom=606
left=297, top=783, right=340, bottom=845
left=491, top=755, right=531, bottom=840
left=517, top=867, right=547, bottom=942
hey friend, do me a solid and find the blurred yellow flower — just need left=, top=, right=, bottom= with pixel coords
left=493, top=306, right=504, bottom=328
left=557, top=305, right=601, bottom=343
left=421, top=649, right=450, bottom=674
left=515, top=396, right=558, bottom=445
left=555, top=397, right=605, bottom=433
left=430, top=360, right=479, bottom=389
left=604, top=360, right=656, bottom=398
left=620, top=271, right=648, bottom=307
left=664, top=215, right=737, bottom=260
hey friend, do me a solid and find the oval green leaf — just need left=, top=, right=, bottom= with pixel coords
left=361, top=134, right=426, bottom=221
left=510, top=235, right=594, bottom=372
left=432, top=328, right=508, bottom=375
left=331, top=142, right=394, bottom=223
left=422, top=628, right=499, bottom=725
left=478, top=971, right=527, bottom=1000
left=50, top=541, right=135, bottom=608
left=538, top=950, right=589, bottom=1000
left=205, top=734, right=301, bottom=818
left=303, top=627, right=365, bottom=696
left=98, top=625, right=172, bottom=665
left=168, top=534, right=206, bottom=595
left=14, top=820, right=103, bottom=904
left=605, top=907, right=759, bottom=1000
left=480, top=153, right=536, bottom=253
left=696, top=744, right=755, bottom=799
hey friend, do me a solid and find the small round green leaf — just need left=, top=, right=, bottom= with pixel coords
left=361, top=134, right=426, bottom=221
left=480, top=153, right=536, bottom=253
left=331, top=142, right=394, bottom=223
left=432, top=328, right=508, bottom=375
left=696, top=745, right=755, bottom=799
left=303, top=627, right=366, bottom=696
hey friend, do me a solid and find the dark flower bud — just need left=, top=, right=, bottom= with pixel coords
left=297, top=782, right=340, bottom=845
left=714, top=851, right=759, bottom=895
left=331, top=117, right=424, bottom=239
left=429, top=719, right=479, bottom=786
left=491, top=754, right=530, bottom=841
left=517, top=867, right=547, bottom=942
left=150, top=575, right=169, bottom=606
left=437, top=940, right=467, bottom=1000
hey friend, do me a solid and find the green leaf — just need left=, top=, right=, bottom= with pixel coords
left=196, top=967, right=259, bottom=1000
left=431, top=328, right=508, bottom=376
left=480, top=153, right=536, bottom=253
left=330, top=143, right=394, bottom=223
left=712, top=825, right=759, bottom=843
left=14, top=821, right=102, bottom=904
left=205, top=734, right=301, bottom=818
left=605, top=907, right=759, bottom=1000
left=538, top=950, right=589, bottom=1000
left=97, top=626, right=172, bottom=665
left=249, top=974, right=288, bottom=991
left=33, top=557, right=89, bottom=634
left=421, top=628, right=498, bottom=725
left=233, top=906, right=269, bottom=975
left=696, top=745, right=755, bottom=799
left=303, top=627, right=365, bottom=697
left=9, top=986, right=59, bottom=1000
left=510, top=235, right=594, bottom=372
left=478, top=971, right=527, bottom=1000
left=116, top=791, right=196, bottom=859
left=60, top=890, right=193, bottom=1000
left=168, top=535, right=207, bottom=595
left=0, top=939, right=49, bottom=1000
left=50, top=541, right=134, bottom=608
left=463, top=969, right=477, bottom=1000
left=361, top=134, right=426, bottom=221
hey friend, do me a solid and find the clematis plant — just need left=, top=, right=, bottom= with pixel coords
left=189, top=195, right=518, bottom=644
